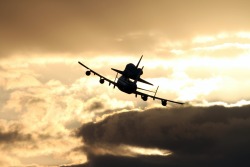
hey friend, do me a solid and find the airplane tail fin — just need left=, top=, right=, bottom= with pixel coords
left=136, top=55, right=143, bottom=68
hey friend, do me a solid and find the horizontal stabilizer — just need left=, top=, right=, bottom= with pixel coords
left=138, top=78, right=153, bottom=86
left=111, top=68, right=124, bottom=75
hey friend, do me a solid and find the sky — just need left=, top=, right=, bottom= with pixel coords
left=0, top=0, right=250, bottom=166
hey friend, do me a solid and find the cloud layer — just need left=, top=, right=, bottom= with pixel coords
left=76, top=105, right=250, bottom=166
left=0, top=54, right=249, bottom=166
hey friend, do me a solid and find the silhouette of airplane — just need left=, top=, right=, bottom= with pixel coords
left=78, top=55, right=184, bottom=106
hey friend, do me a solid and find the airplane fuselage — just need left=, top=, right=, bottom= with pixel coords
left=117, top=76, right=137, bottom=94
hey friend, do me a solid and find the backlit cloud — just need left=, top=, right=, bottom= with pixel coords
left=76, top=105, right=250, bottom=167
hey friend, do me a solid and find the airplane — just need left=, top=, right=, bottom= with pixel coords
left=78, top=55, right=184, bottom=106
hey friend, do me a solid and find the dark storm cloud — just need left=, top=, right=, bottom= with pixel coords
left=75, top=105, right=250, bottom=167
left=0, top=129, right=31, bottom=143
left=1, top=0, right=250, bottom=56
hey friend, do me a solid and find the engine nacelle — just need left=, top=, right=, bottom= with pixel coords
left=141, top=95, right=148, bottom=101
left=99, top=78, right=104, bottom=84
left=161, top=100, right=167, bottom=106
left=86, top=71, right=91, bottom=76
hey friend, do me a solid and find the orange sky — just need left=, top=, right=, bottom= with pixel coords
left=0, top=0, right=250, bottom=166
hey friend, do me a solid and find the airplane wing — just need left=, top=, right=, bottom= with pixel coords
left=78, top=61, right=117, bottom=87
left=135, top=90, right=184, bottom=106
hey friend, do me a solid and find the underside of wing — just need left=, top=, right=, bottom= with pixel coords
left=135, top=90, right=184, bottom=106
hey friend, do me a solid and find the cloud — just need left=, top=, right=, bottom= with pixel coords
left=0, top=129, right=31, bottom=144
left=0, top=124, right=33, bottom=167
left=76, top=105, right=250, bottom=166
left=0, top=58, right=137, bottom=166
left=1, top=0, right=250, bottom=56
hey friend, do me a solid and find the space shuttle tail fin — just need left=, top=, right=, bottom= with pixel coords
left=136, top=55, right=143, bottom=68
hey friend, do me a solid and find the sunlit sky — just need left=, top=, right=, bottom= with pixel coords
left=0, top=0, right=250, bottom=166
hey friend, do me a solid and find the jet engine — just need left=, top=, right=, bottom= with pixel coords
left=99, top=78, right=104, bottom=84
left=86, top=71, right=91, bottom=76
left=161, top=100, right=167, bottom=106
left=141, top=95, right=148, bottom=101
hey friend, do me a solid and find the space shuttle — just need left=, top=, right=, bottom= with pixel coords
left=111, top=55, right=153, bottom=86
